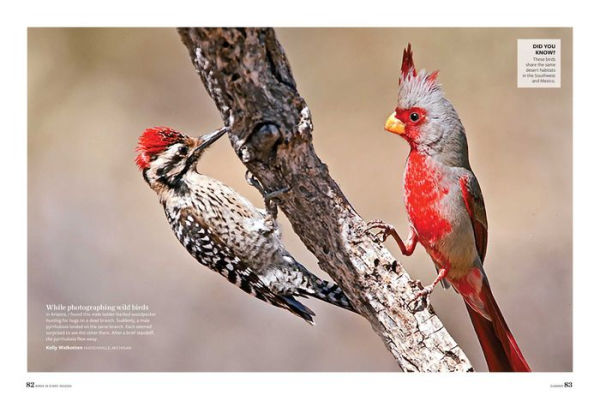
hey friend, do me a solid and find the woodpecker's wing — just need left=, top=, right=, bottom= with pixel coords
left=459, top=173, right=488, bottom=263
left=172, top=206, right=316, bottom=323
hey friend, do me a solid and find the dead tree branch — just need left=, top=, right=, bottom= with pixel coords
left=177, top=27, right=473, bottom=372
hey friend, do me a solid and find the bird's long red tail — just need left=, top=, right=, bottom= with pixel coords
left=465, top=281, right=531, bottom=372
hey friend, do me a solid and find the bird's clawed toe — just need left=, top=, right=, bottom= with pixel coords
left=363, top=219, right=395, bottom=243
left=407, top=281, right=433, bottom=311
left=245, top=170, right=263, bottom=193
left=245, top=170, right=291, bottom=218
left=263, top=187, right=290, bottom=218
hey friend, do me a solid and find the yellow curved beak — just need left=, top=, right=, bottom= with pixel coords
left=384, top=113, right=405, bottom=136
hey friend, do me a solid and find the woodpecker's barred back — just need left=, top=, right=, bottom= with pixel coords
left=136, top=127, right=354, bottom=323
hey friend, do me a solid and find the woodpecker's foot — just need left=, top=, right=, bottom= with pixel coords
left=245, top=171, right=264, bottom=194
left=364, top=219, right=396, bottom=243
left=264, top=187, right=291, bottom=203
left=245, top=171, right=290, bottom=218
left=263, top=187, right=290, bottom=218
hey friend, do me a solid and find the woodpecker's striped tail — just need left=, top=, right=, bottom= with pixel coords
left=303, top=274, right=356, bottom=313
left=278, top=296, right=316, bottom=324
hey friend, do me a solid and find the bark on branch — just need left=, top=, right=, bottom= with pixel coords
left=177, top=27, right=473, bottom=372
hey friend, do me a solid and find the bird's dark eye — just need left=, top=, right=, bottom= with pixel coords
left=409, top=112, right=420, bottom=122
left=178, top=145, right=188, bottom=155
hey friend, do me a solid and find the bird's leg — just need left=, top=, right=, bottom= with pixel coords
left=364, top=220, right=418, bottom=256
left=245, top=170, right=290, bottom=219
left=408, top=266, right=449, bottom=309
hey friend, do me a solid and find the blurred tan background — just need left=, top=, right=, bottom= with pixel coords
left=28, top=28, right=572, bottom=372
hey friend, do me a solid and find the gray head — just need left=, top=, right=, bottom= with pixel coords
left=384, top=44, right=470, bottom=167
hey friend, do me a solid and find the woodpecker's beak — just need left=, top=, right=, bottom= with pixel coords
left=197, top=127, right=228, bottom=151
left=384, top=113, right=405, bottom=136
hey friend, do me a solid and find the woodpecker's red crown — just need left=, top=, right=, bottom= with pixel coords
left=135, top=127, right=184, bottom=169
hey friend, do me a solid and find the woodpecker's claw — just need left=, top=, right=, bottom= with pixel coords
left=245, top=170, right=290, bottom=218
left=263, top=187, right=290, bottom=218
left=264, top=187, right=291, bottom=203
left=364, top=220, right=395, bottom=243
left=245, top=171, right=263, bottom=193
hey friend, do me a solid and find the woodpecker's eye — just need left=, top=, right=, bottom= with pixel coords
left=178, top=145, right=188, bottom=155
left=409, top=112, right=420, bottom=122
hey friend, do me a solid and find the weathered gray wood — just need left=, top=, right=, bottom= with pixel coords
left=178, top=27, right=473, bottom=372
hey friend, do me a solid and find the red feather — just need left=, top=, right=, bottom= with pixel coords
left=400, top=43, right=417, bottom=81
left=466, top=282, right=531, bottom=372
left=405, top=152, right=451, bottom=242
left=459, top=176, right=530, bottom=372
left=135, top=127, right=183, bottom=169
left=426, top=70, right=439, bottom=83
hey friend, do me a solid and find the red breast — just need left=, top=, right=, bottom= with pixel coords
left=404, top=151, right=452, bottom=245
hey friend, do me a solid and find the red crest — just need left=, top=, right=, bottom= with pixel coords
left=400, top=43, right=417, bottom=81
left=135, top=127, right=183, bottom=169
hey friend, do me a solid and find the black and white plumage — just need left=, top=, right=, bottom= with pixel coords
left=136, top=127, right=354, bottom=323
